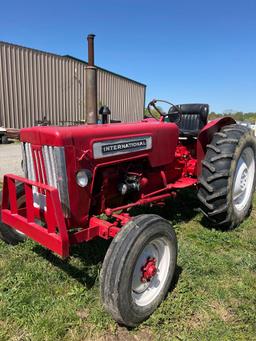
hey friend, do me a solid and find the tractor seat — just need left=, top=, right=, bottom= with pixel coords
left=169, top=103, right=209, bottom=137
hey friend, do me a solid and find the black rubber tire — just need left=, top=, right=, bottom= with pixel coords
left=100, top=214, right=177, bottom=327
left=198, top=124, right=256, bottom=229
left=0, top=183, right=27, bottom=244
left=1, top=135, right=9, bottom=144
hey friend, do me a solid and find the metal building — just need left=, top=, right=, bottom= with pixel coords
left=0, top=41, right=146, bottom=129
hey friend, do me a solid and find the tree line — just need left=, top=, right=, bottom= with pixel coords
left=209, top=112, right=256, bottom=123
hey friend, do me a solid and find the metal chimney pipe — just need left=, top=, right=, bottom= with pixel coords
left=86, top=34, right=97, bottom=124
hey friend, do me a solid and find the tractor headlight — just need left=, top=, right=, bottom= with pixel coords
left=76, top=169, right=92, bottom=187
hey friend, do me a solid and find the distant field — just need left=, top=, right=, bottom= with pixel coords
left=0, top=186, right=255, bottom=340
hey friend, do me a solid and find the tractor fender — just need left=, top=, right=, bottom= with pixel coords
left=197, top=116, right=236, bottom=176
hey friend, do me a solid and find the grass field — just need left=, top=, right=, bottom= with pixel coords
left=0, top=186, right=255, bottom=341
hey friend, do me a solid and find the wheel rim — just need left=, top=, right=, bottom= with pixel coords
left=131, top=236, right=171, bottom=307
left=232, top=147, right=255, bottom=212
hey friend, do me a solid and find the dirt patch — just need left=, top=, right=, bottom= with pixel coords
left=97, top=327, right=154, bottom=341
left=76, top=309, right=90, bottom=320
left=73, top=310, right=154, bottom=341
left=210, top=301, right=235, bottom=322
left=187, top=310, right=211, bottom=330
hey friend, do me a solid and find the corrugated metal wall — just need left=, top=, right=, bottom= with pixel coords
left=0, top=42, right=146, bottom=128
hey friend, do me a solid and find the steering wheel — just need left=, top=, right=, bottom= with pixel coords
left=147, top=99, right=182, bottom=123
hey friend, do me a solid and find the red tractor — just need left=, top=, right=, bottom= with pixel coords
left=0, top=100, right=255, bottom=327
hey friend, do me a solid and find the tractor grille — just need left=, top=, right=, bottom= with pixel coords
left=21, top=142, right=70, bottom=217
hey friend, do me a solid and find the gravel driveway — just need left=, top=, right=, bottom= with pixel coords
left=0, top=143, right=23, bottom=183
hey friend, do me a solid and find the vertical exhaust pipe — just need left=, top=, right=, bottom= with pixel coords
left=87, top=33, right=95, bottom=66
left=86, top=34, right=97, bottom=124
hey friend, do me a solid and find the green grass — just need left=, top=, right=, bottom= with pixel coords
left=0, top=187, right=255, bottom=341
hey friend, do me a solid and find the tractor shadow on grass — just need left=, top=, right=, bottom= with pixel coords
left=33, top=189, right=198, bottom=290
left=130, top=188, right=199, bottom=225
left=33, top=239, right=111, bottom=289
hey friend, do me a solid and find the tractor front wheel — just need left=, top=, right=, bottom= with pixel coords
left=198, top=124, right=256, bottom=229
left=0, top=183, right=27, bottom=244
left=100, top=214, right=177, bottom=327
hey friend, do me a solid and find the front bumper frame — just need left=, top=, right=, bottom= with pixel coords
left=1, top=174, right=122, bottom=258
left=1, top=174, right=69, bottom=257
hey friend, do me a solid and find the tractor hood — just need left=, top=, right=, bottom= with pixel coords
left=20, top=120, right=179, bottom=167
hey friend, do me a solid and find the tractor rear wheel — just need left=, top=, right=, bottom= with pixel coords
left=100, top=214, right=177, bottom=327
left=0, top=183, right=27, bottom=244
left=198, top=124, right=256, bottom=229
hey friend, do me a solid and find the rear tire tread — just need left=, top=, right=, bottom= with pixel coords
left=206, top=144, right=221, bottom=153
left=207, top=171, right=229, bottom=182
left=214, top=132, right=228, bottom=138
left=205, top=188, right=228, bottom=202
left=208, top=204, right=228, bottom=217
left=198, top=177, right=214, bottom=193
left=210, top=153, right=233, bottom=162
left=216, top=138, right=239, bottom=145
left=197, top=192, right=214, bottom=210
left=201, top=160, right=216, bottom=172
left=198, top=124, right=256, bottom=229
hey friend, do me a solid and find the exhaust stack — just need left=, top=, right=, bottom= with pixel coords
left=86, top=34, right=97, bottom=124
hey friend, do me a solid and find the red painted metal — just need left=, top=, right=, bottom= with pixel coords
left=1, top=174, right=124, bottom=256
left=2, top=174, right=69, bottom=258
left=69, top=217, right=121, bottom=244
left=105, top=193, right=172, bottom=216
left=104, top=176, right=197, bottom=216
left=20, top=120, right=180, bottom=227
left=141, top=257, right=157, bottom=283
left=1, top=116, right=235, bottom=257
left=197, top=117, right=236, bottom=175
left=20, top=121, right=179, bottom=167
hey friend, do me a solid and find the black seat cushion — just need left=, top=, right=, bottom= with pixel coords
left=169, top=103, right=209, bottom=137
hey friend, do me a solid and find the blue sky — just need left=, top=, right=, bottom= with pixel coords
left=0, top=0, right=255, bottom=113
